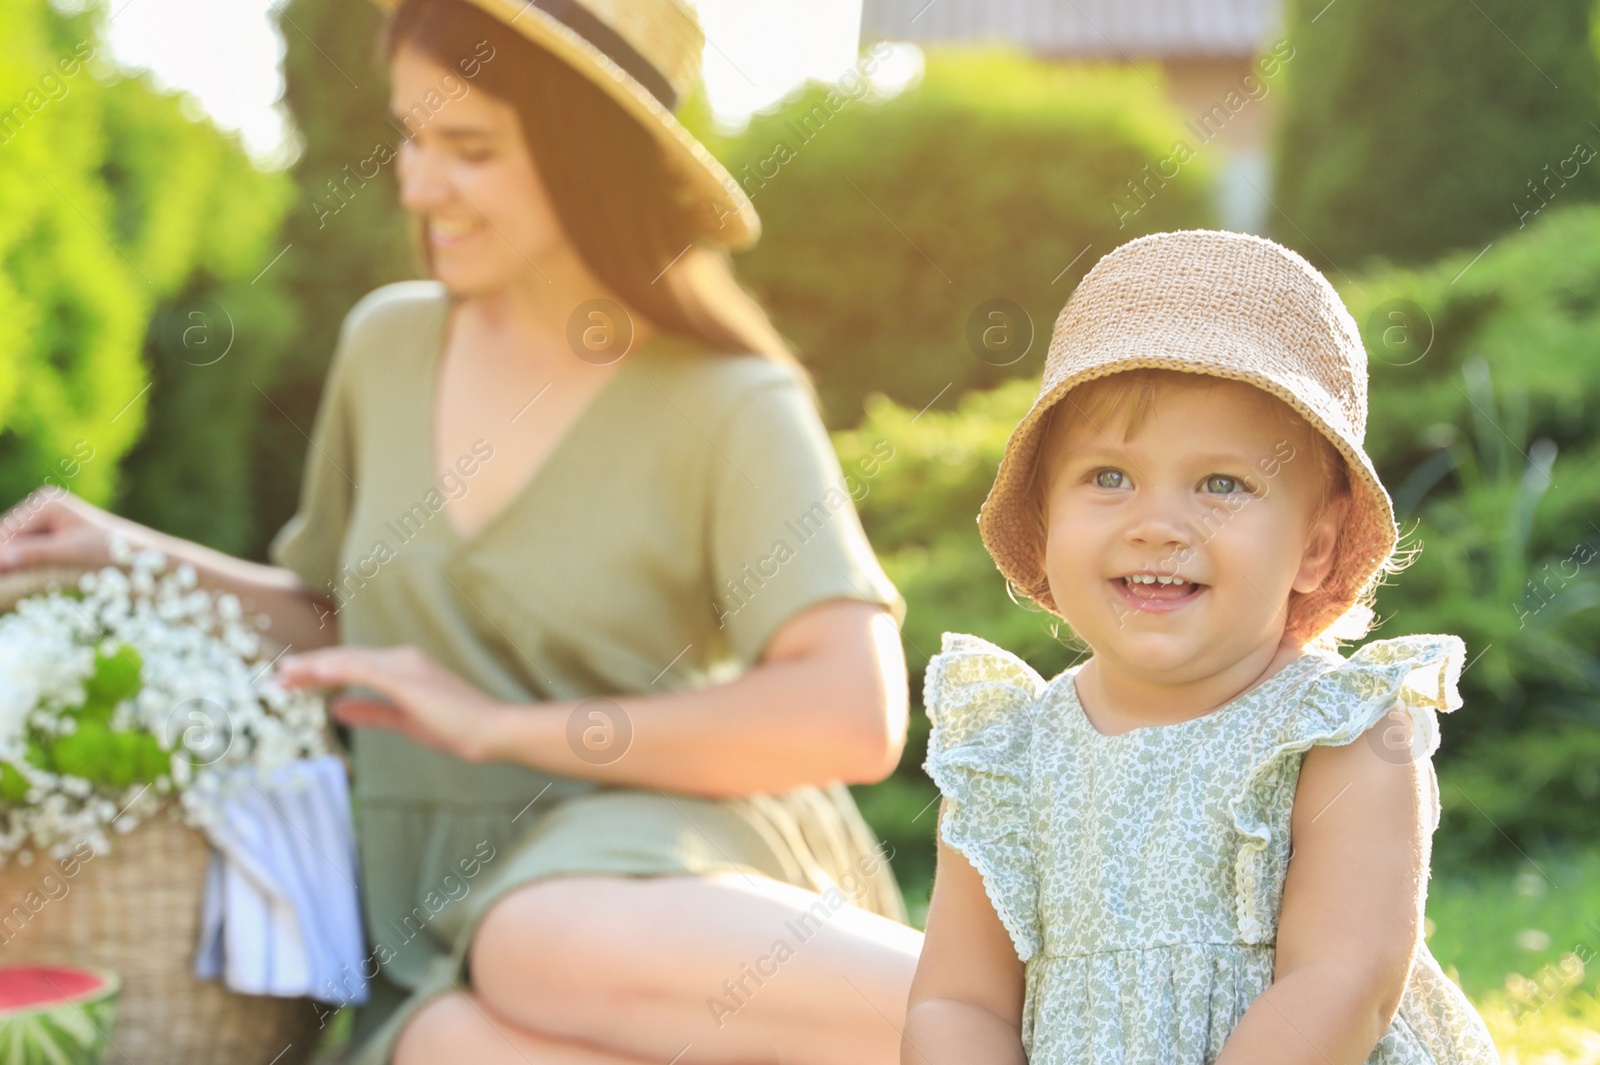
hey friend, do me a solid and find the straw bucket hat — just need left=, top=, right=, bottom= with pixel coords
left=369, top=0, right=760, bottom=249
left=978, top=229, right=1400, bottom=643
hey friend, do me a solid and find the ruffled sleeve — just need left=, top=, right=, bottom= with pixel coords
left=1228, top=634, right=1467, bottom=944
left=922, top=631, right=1048, bottom=962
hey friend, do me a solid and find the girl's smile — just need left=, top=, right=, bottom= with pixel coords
left=1111, top=571, right=1208, bottom=612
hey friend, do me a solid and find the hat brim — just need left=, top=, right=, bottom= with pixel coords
left=369, top=0, right=760, bottom=250
left=978, top=357, right=1400, bottom=643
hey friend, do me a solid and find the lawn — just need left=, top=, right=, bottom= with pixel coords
left=1428, top=846, right=1600, bottom=1062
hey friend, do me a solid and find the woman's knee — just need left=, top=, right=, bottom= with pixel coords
left=391, top=991, right=482, bottom=1065
left=468, top=875, right=657, bottom=1032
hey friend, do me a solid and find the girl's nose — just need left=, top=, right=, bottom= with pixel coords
left=1121, top=490, right=1196, bottom=551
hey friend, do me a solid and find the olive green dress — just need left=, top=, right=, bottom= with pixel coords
left=267, top=280, right=911, bottom=1063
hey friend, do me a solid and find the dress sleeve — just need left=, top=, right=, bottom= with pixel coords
left=922, top=631, right=1047, bottom=962
left=1228, top=633, right=1467, bottom=943
left=708, top=375, right=906, bottom=665
left=266, top=303, right=366, bottom=601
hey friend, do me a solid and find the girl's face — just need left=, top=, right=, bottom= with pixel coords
left=389, top=44, right=566, bottom=295
left=1040, top=377, right=1344, bottom=681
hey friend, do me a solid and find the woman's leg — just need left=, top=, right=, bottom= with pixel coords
left=393, top=990, right=667, bottom=1065
left=455, top=870, right=923, bottom=1065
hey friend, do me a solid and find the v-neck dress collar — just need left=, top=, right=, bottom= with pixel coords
left=418, top=292, right=673, bottom=555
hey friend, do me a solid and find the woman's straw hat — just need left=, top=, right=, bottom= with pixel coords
left=978, top=229, right=1399, bottom=643
left=369, top=0, right=759, bottom=249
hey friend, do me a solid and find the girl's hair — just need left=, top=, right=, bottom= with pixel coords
left=380, top=0, right=816, bottom=404
left=1022, top=368, right=1369, bottom=649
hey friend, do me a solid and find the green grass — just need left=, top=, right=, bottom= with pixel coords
left=1427, top=846, right=1600, bottom=1061
left=1428, top=847, right=1600, bottom=999
left=1476, top=986, right=1600, bottom=1062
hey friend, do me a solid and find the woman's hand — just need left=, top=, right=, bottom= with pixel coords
left=0, top=487, right=152, bottom=572
left=277, top=644, right=509, bottom=763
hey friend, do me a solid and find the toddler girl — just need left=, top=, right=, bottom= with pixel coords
left=904, top=230, right=1500, bottom=1063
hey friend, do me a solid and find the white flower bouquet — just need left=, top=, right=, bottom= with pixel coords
left=0, top=534, right=330, bottom=867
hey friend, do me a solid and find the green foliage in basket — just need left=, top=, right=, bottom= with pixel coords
left=0, top=645, right=167, bottom=803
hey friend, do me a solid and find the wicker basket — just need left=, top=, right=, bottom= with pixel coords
left=0, top=565, right=334, bottom=1065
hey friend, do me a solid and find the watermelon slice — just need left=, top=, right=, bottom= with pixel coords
left=0, top=965, right=120, bottom=1064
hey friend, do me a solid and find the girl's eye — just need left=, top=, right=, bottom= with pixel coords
left=1204, top=474, right=1248, bottom=495
left=459, top=151, right=493, bottom=163
left=1085, top=469, right=1253, bottom=493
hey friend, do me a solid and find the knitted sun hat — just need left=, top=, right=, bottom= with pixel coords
left=977, top=229, right=1400, bottom=644
left=370, top=0, right=759, bottom=250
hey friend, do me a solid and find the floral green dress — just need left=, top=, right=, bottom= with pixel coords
left=922, top=631, right=1500, bottom=1063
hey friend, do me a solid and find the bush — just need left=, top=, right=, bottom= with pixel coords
left=105, top=77, right=297, bottom=554
left=0, top=0, right=293, bottom=553
left=1271, top=0, right=1600, bottom=270
left=1341, top=204, right=1600, bottom=727
left=1337, top=203, right=1600, bottom=864
left=0, top=2, right=147, bottom=508
left=722, top=47, right=1217, bottom=429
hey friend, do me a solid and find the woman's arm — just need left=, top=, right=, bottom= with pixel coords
left=142, top=524, right=343, bottom=652
left=481, top=596, right=909, bottom=794
left=0, top=487, right=341, bottom=652
left=280, top=596, right=909, bottom=794
left=1215, top=706, right=1427, bottom=1064
left=903, top=808, right=1028, bottom=1064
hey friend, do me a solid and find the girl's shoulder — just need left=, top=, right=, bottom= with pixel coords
left=1284, top=632, right=1469, bottom=755
left=1230, top=634, right=1469, bottom=943
left=921, top=630, right=1056, bottom=764
left=922, top=631, right=1052, bottom=744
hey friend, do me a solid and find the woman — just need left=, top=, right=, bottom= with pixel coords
left=0, top=0, right=923, bottom=1061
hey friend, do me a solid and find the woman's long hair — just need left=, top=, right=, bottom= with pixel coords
left=381, top=0, right=813, bottom=398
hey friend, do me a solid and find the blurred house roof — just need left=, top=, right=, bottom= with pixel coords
left=859, top=0, right=1284, bottom=59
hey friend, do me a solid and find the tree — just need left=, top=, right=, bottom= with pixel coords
left=249, top=0, right=414, bottom=562
left=0, top=0, right=293, bottom=556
